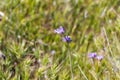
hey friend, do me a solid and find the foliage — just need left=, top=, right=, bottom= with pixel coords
left=0, top=0, right=120, bottom=80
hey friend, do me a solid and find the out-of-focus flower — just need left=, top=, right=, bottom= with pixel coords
left=0, top=12, right=4, bottom=17
left=17, top=35, right=21, bottom=39
left=54, top=26, right=65, bottom=34
left=96, top=55, right=103, bottom=61
left=0, top=11, right=5, bottom=21
left=63, top=36, right=72, bottom=43
left=88, top=52, right=97, bottom=58
left=51, top=50, right=56, bottom=55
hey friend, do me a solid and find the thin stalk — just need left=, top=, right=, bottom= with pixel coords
left=68, top=44, right=74, bottom=80
left=77, top=65, right=88, bottom=80
left=103, top=27, right=112, bottom=57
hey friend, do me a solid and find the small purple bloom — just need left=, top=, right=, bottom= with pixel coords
left=96, top=55, right=103, bottom=61
left=88, top=52, right=97, bottom=58
left=63, top=36, right=72, bottom=43
left=54, top=26, right=65, bottom=34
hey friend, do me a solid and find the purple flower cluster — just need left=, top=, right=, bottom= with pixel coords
left=54, top=26, right=65, bottom=34
left=88, top=52, right=103, bottom=61
left=96, top=55, right=103, bottom=61
left=63, top=36, right=72, bottom=43
left=88, top=52, right=97, bottom=58
left=54, top=26, right=72, bottom=43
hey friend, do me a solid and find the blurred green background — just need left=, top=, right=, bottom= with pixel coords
left=0, top=0, right=120, bottom=80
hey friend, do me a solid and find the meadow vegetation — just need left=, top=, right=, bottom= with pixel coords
left=0, top=0, right=120, bottom=80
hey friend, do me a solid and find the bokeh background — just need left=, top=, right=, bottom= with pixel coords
left=0, top=0, right=120, bottom=80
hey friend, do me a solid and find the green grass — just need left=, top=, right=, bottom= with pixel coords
left=0, top=0, right=120, bottom=80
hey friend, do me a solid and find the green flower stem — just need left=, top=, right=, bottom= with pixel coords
left=68, top=44, right=74, bottom=80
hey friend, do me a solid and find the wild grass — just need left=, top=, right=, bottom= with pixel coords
left=0, top=0, right=120, bottom=80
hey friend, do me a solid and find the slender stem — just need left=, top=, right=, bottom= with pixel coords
left=77, top=65, right=88, bottom=80
left=69, top=52, right=74, bottom=80
left=68, top=44, right=74, bottom=80
left=103, top=27, right=113, bottom=57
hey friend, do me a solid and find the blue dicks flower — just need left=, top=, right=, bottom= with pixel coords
left=88, top=52, right=97, bottom=58
left=63, top=36, right=72, bottom=43
left=54, top=26, right=65, bottom=34
left=96, top=55, right=103, bottom=61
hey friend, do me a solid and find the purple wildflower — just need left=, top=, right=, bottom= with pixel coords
left=54, top=26, right=65, bottom=34
left=96, top=55, right=103, bottom=61
left=63, top=36, right=72, bottom=43
left=88, top=52, right=97, bottom=58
